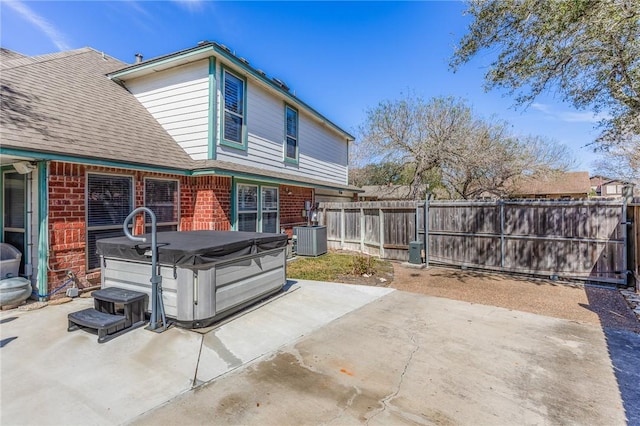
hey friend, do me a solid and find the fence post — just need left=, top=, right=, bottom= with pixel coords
left=360, top=207, right=365, bottom=253
left=622, top=188, right=630, bottom=285
left=340, top=207, right=345, bottom=248
left=500, top=200, right=505, bottom=270
left=425, top=198, right=430, bottom=267
left=379, top=207, right=385, bottom=259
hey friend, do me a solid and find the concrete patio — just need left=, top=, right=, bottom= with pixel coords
left=1, top=280, right=635, bottom=425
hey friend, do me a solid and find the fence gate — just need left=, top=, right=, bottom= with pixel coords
left=319, top=200, right=629, bottom=285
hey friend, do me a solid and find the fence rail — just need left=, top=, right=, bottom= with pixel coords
left=319, top=199, right=632, bottom=285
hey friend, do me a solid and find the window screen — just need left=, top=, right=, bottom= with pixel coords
left=237, top=184, right=258, bottom=232
left=285, top=105, right=298, bottom=160
left=86, top=174, right=133, bottom=270
left=144, top=178, right=179, bottom=230
left=223, top=70, right=245, bottom=144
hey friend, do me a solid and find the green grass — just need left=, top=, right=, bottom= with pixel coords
left=287, top=252, right=381, bottom=281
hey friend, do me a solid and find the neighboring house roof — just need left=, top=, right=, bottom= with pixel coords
left=108, top=41, right=355, bottom=142
left=590, top=175, right=632, bottom=186
left=510, top=171, right=591, bottom=197
left=0, top=48, right=27, bottom=62
left=1, top=48, right=193, bottom=171
left=359, top=184, right=427, bottom=200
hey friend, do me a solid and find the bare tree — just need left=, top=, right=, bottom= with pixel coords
left=358, top=94, right=574, bottom=199
left=593, top=135, right=640, bottom=181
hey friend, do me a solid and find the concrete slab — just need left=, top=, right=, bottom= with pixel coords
left=0, top=280, right=392, bottom=425
left=133, top=291, right=629, bottom=426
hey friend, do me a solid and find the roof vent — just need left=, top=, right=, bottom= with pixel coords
left=198, top=40, right=210, bottom=46
left=272, top=77, right=289, bottom=91
left=238, top=57, right=249, bottom=66
left=134, top=53, right=143, bottom=64
left=255, top=69, right=266, bottom=77
left=216, top=43, right=231, bottom=53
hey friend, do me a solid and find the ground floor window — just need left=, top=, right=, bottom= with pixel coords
left=86, top=173, right=133, bottom=270
left=236, top=183, right=279, bottom=233
left=144, top=178, right=179, bottom=232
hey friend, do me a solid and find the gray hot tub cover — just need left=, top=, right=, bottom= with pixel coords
left=96, top=230, right=288, bottom=270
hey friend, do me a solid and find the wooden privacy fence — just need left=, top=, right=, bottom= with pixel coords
left=318, top=200, right=632, bottom=285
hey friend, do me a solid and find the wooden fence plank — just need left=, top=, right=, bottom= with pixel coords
left=319, top=200, right=628, bottom=284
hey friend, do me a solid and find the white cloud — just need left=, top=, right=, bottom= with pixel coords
left=171, top=0, right=205, bottom=12
left=5, top=0, right=71, bottom=51
left=530, top=102, right=608, bottom=123
left=558, top=111, right=607, bottom=123
left=531, top=103, right=551, bottom=114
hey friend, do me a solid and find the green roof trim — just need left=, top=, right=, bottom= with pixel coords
left=0, top=148, right=190, bottom=175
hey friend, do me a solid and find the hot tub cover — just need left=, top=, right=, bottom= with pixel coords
left=96, top=230, right=288, bottom=269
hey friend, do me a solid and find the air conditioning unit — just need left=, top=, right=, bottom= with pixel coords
left=293, top=226, right=327, bottom=257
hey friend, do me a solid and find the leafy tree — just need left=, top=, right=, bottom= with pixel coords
left=357, top=94, right=573, bottom=199
left=450, top=0, right=640, bottom=148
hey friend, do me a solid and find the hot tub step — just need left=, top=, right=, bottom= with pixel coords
left=67, top=286, right=148, bottom=343
left=68, top=308, right=129, bottom=343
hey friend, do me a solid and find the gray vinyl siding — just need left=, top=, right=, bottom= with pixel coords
left=126, top=60, right=210, bottom=160
left=216, top=79, right=349, bottom=186
left=123, top=57, right=349, bottom=185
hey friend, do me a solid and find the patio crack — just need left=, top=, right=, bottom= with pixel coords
left=366, top=334, right=419, bottom=425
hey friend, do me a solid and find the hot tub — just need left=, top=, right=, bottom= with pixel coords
left=96, top=230, right=288, bottom=328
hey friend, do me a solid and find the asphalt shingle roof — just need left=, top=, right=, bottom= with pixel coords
left=1, top=48, right=193, bottom=170
left=1, top=47, right=358, bottom=192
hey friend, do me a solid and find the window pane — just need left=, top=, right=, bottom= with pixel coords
left=224, top=112, right=243, bottom=143
left=286, top=107, right=297, bottom=137
left=88, top=175, right=132, bottom=226
left=224, top=72, right=243, bottom=115
left=238, top=185, right=257, bottom=211
left=87, top=228, right=127, bottom=270
left=145, top=179, right=178, bottom=224
left=262, top=187, right=278, bottom=211
left=286, top=137, right=297, bottom=159
left=145, top=224, right=178, bottom=233
left=262, top=212, right=278, bottom=233
left=4, top=172, right=25, bottom=228
left=238, top=213, right=257, bottom=232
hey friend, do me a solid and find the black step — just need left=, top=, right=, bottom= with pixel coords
left=92, top=287, right=146, bottom=304
left=68, top=308, right=127, bottom=343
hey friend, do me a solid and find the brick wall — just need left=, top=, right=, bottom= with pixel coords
left=48, top=162, right=88, bottom=291
left=46, top=162, right=232, bottom=297
left=181, top=176, right=231, bottom=231
left=45, top=161, right=315, bottom=297
left=280, top=185, right=313, bottom=236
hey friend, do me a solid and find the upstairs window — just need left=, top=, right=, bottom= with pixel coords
left=285, top=104, right=298, bottom=162
left=222, top=69, right=246, bottom=148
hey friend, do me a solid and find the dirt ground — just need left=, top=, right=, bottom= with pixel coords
left=357, top=261, right=640, bottom=333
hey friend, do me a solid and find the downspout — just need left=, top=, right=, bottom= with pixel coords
left=37, top=161, right=48, bottom=301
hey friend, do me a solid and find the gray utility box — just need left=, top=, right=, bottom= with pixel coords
left=294, top=226, right=327, bottom=257
left=408, top=241, right=422, bottom=264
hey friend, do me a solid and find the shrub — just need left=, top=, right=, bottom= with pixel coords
left=352, top=255, right=376, bottom=276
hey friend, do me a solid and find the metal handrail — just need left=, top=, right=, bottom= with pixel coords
left=123, top=207, right=166, bottom=331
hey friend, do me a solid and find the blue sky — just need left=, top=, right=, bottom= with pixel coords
left=1, top=0, right=605, bottom=172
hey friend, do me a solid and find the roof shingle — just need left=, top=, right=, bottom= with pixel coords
left=1, top=48, right=193, bottom=170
